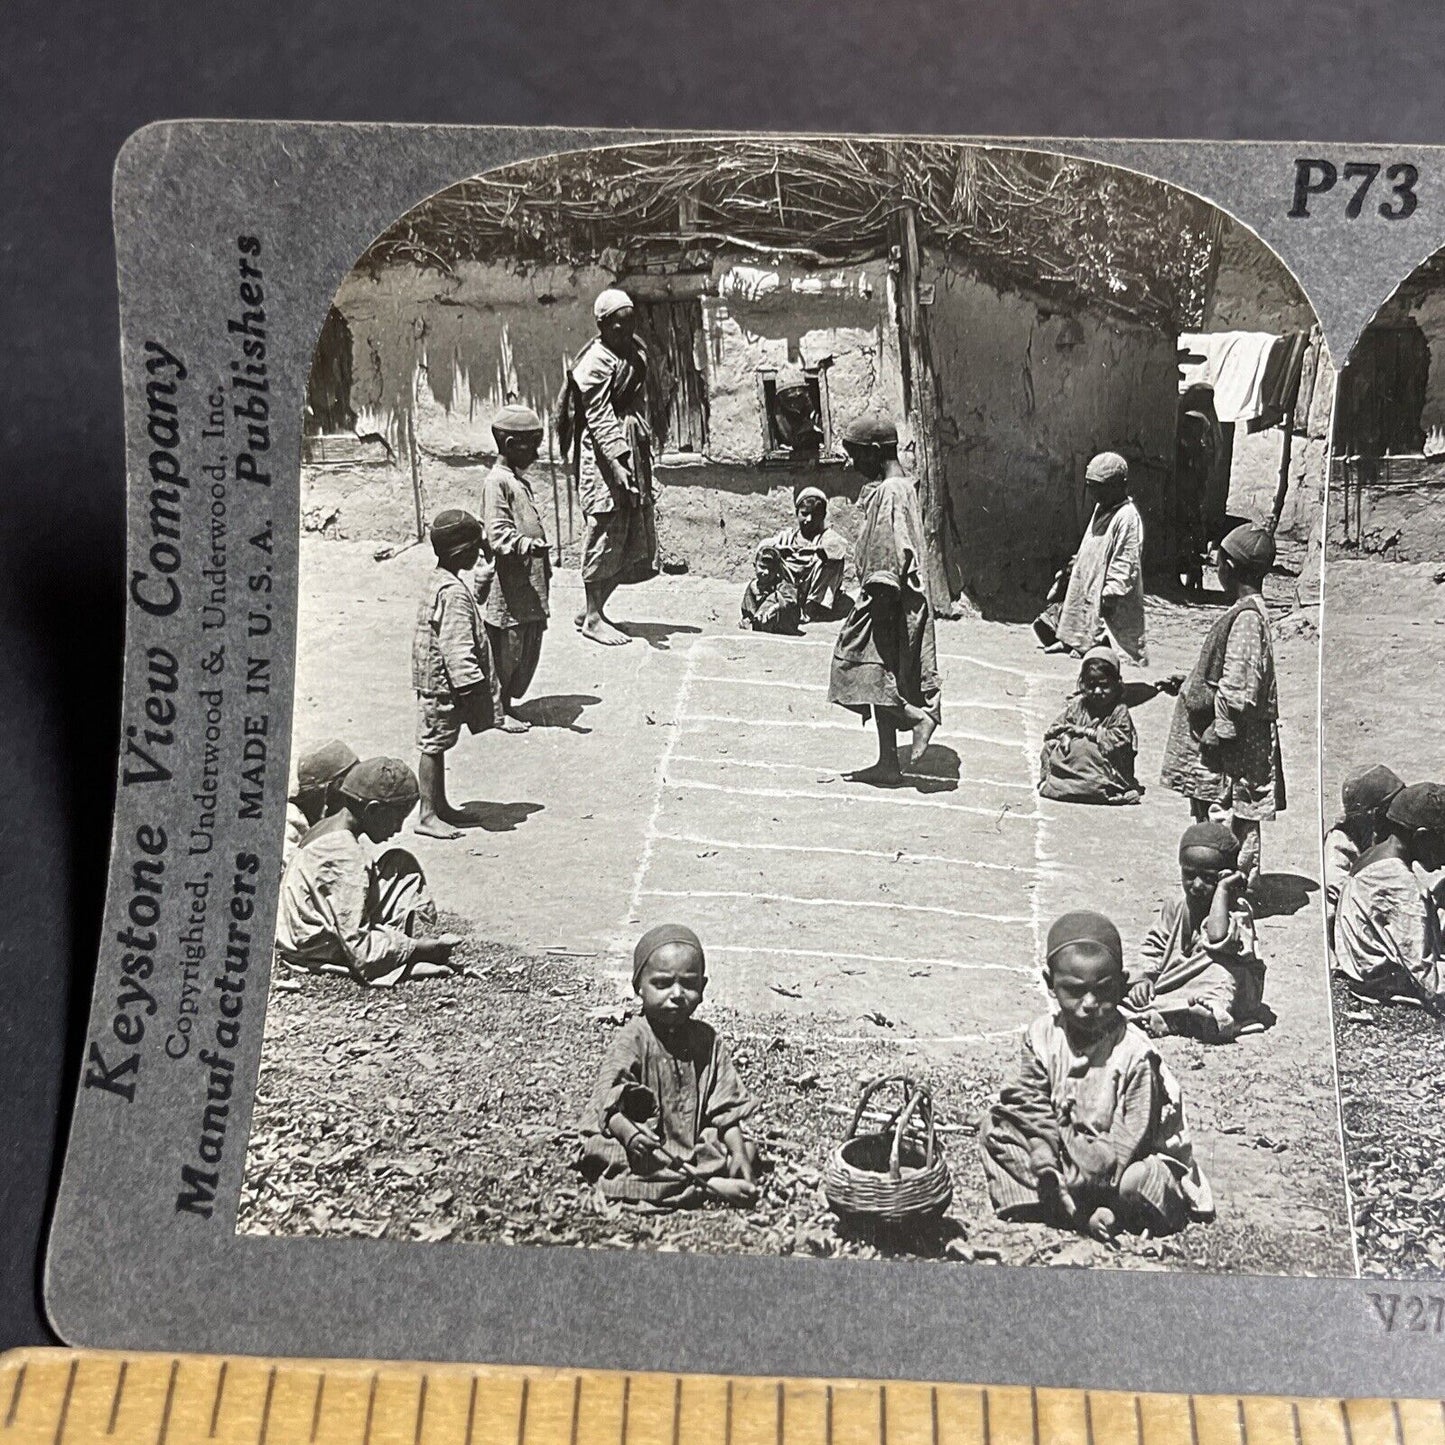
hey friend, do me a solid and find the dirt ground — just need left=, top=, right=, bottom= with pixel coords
left=237, top=539, right=1353, bottom=1276
left=1323, top=559, right=1445, bottom=1278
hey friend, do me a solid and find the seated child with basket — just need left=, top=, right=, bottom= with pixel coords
left=982, top=910, right=1213, bottom=1241
left=1122, top=822, right=1269, bottom=1043
left=1037, top=647, right=1142, bottom=805
left=577, top=924, right=760, bottom=1206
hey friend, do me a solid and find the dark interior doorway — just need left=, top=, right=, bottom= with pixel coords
left=1335, top=319, right=1430, bottom=458
left=305, top=306, right=357, bottom=436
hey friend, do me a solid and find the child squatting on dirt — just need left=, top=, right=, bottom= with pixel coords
left=413, top=509, right=499, bottom=839
left=577, top=924, right=760, bottom=1207
left=1322, top=764, right=1405, bottom=952
left=283, top=738, right=358, bottom=870
left=274, top=756, right=464, bottom=987
left=982, top=910, right=1213, bottom=1241
left=1122, top=821, right=1269, bottom=1043
left=1037, top=647, right=1143, bottom=805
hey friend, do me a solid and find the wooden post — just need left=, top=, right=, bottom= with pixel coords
left=405, top=405, right=424, bottom=543
left=1267, top=408, right=1295, bottom=535
left=886, top=149, right=960, bottom=617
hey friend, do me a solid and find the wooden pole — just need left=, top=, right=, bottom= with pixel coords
left=405, top=405, right=424, bottom=543
left=886, top=148, right=959, bottom=617
left=1267, top=408, right=1295, bottom=534
left=547, top=413, right=564, bottom=566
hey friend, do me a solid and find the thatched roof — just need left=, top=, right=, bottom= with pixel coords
left=361, top=139, right=1222, bottom=331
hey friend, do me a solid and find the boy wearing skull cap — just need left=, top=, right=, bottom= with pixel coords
left=1323, top=764, right=1405, bottom=949
left=1334, top=782, right=1445, bottom=1006
left=576, top=923, right=758, bottom=1205
left=275, top=756, right=463, bottom=987
left=1161, top=523, right=1284, bottom=889
left=827, top=413, right=943, bottom=782
left=562, top=287, right=656, bottom=647
left=412, top=509, right=498, bottom=838
left=754, top=486, right=849, bottom=621
left=283, top=738, right=358, bottom=869
left=1052, top=452, right=1148, bottom=665
left=983, top=909, right=1212, bottom=1241
left=482, top=404, right=551, bottom=729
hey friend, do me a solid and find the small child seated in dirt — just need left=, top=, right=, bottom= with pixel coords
left=577, top=924, right=760, bottom=1206
left=1323, top=764, right=1405, bottom=950
left=1037, top=647, right=1142, bottom=805
left=740, top=544, right=802, bottom=635
left=1123, top=822, right=1269, bottom=1043
left=1335, top=781, right=1445, bottom=1008
left=284, top=738, right=358, bottom=869
left=275, top=756, right=464, bottom=987
left=982, top=910, right=1213, bottom=1241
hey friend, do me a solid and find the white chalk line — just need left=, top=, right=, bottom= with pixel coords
left=619, top=637, right=698, bottom=945
left=1020, top=673, right=1055, bottom=1004
left=659, top=774, right=1042, bottom=822
left=641, top=887, right=1031, bottom=927
left=679, top=711, right=1020, bottom=750
left=669, top=753, right=1034, bottom=794
left=697, top=629, right=1033, bottom=678
left=708, top=943, right=1035, bottom=975
left=732, top=1025, right=1027, bottom=1047
left=651, top=831, right=1028, bottom=874
left=689, top=672, right=1018, bottom=713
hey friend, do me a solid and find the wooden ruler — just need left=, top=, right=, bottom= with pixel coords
left=0, top=1351, right=1436, bottom=1445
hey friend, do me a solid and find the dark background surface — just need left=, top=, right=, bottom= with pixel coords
left=3, top=0, right=1444, bottom=1351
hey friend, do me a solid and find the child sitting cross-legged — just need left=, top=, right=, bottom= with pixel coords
left=982, top=910, right=1213, bottom=1241
left=1037, top=647, right=1142, bottom=805
left=1123, top=822, right=1269, bottom=1043
left=577, top=924, right=760, bottom=1207
left=283, top=738, right=358, bottom=870
left=740, top=544, right=802, bottom=635
left=1323, top=764, right=1405, bottom=951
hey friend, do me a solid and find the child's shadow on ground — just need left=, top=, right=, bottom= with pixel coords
left=1252, top=872, right=1317, bottom=919
left=458, top=801, right=544, bottom=832
left=621, top=622, right=703, bottom=651
left=901, top=743, right=961, bottom=794
left=514, top=694, right=601, bottom=734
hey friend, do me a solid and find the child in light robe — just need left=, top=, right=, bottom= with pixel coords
left=982, top=910, right=1213, bottom=1241
left=577, top=924, right=759, bottom=1206
left=1037, top=648, right=1142, bottom=805
left=740, top=544, right=802, bottom=635
left=1334, top=782, right=1445, bottom=1007
left=283, top=739, right=358, bottom=869
left=275, top=757, right=463, bottom=987
left=1323, top=764, right=1404, bottom=950
left=1124, top=822, right=1268, bottom=1043
left=755, top=486, right=850, bottom=620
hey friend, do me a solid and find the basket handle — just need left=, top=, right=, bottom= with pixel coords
left=844, top=1074, right=911, bottom=1142
left=887, top=1084, right=937, bottom=1178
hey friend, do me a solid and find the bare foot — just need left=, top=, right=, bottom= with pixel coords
left=574, top=611, right=585, bottom=630
left=499, top=714, right=531, bottom=733
left=844, top=760, right=905, bottom=787
left=415, top=815, right=464, bottom=840
left=1086, top=1206, right=1118, bottom=1242
left=909, top=713, right=938, bottom=765
left=1036, top=1167, right=1078, bottom=1225
left=581, top=615, right=632, bottom=646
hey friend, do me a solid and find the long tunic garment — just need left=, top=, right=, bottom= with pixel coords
left=982, top=1013, right=1213, bottom=1228
left=1037, top=697, right=1142, bottom=805
left=481, top=461, right=550, bottom=699
left=1057, top=500, right=1148, bottom=664
left=1161, top=596, right=1284, bottom=820
left=571, top=336, right=656, bottom=582
left=275, top=832, right=438, bottom=987
left=412, top=566, right=498, bottom=743
left=577, top=1015, right=756, bottom=1203
left=1335, top=854, right=1444, bottom=1001
left=828, top=476, right=942, bottom=728
left=756, top=524, right=848, bottom=616
left=1124, top=894, right=1266, bottom=1041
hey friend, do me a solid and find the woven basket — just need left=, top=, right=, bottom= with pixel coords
left=823, top=1075, right=952, bottom=1223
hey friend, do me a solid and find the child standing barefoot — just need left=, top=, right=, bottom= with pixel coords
left=413, top=509, right=498, bottom=838
left=578, top=924, right=759, bottom=1206
left=982, top=910, right=1213, bottom=1241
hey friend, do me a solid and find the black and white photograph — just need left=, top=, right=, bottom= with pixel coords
left=227, top=138, right=1355, bottom=1276
left=1323, top=241, right=1445, bottom=1277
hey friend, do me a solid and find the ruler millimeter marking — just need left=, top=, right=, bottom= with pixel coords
left=0, top=1351, right=1438, bottom=1445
